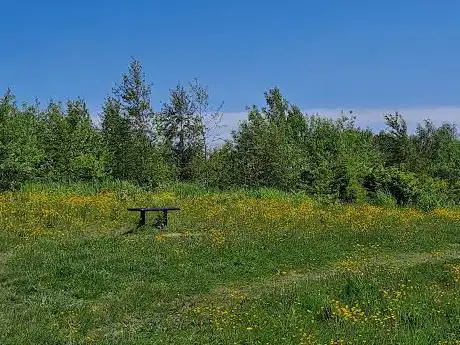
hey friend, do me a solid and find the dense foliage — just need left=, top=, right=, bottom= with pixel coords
left=1, top=59, right=459, bottom=209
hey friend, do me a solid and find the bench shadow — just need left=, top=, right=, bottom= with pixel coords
left=120, top=217, right=166, bottom=236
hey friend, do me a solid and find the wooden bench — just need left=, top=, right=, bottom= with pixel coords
left=127, top=207, right=180, bottom=229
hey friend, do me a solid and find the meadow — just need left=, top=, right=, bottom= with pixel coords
left=0, top=183, right=459, bottom=345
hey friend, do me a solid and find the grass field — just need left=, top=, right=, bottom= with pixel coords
left=1, top=183, right=459, bottom=344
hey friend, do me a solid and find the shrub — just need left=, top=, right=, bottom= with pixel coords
left=415, top=177, right=451, bottom=211
left=363, top=166, right=420, bottom=206
left=374, top=190, right=398, bottom=207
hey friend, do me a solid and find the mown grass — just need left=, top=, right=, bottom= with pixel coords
left=0, top=183, right=459, bottom=344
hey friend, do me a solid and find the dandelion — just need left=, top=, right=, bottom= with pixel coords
left=332, top=300, right=366, bottom=323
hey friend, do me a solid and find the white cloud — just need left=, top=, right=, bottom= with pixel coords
left=217, top=107, right=460, bottom=139
left=90, top=106, right=460, bottom=144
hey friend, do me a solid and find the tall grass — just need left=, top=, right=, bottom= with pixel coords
left=0, top=183, right=459, bottom=344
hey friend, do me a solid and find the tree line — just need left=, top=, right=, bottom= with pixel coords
left=1, top=59, right=459, bottom=209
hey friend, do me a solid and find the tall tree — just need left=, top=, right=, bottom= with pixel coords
left=230, top=89, right=300, bottom=189
left=65, top=99, right=106, bottom=180
left=113, top=58, right=153, bottom=138
left=262, top=87, right=289, bottom=126
left=375, top=112, right=411, bottom=167
left=159, top=83, right=204, bottom=181
left=413, top=120, right=459, bottom=179
left=189, top=78, right=224, bottom=161
left=38, top=101, right=70, bottom=179
left=102, top=58, right=167, bottom=186
left=0, top=90, right=43, bottom=189
left=101, top=96, right=133, bottom=180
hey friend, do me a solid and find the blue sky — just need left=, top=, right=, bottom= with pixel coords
left=1, top=0, right=459, bottom=130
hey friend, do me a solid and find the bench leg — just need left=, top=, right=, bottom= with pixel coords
left=162, top=210, right=168, bottom=227
left=139, top=210, right=146, bottom=227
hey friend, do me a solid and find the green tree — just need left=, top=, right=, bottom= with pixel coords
left=229, top=89, right=301, bottom=189
left=0, top=90, right=43, bottom=189
left=37, top=101, right=69, bottom=179
left=65, top=99, right=106, bottom=181
left=102, top=58, right=167, bottom=186
left=374, top=112, right=411, bottom=167
left=101, top=97, right=133, bottom=180
left=159, top=83, right=204, bottom=181
left=113, top=58, right=153, bottom=137
left=413, top=120, right=459, bottom=179
left=189, top=79, right=220, bottom=158
left=37, top=98, right=105, bottom=182
left=189, top=78, right=224, bottom=184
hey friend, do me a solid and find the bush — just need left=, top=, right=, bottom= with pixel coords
left=415, top=177, right=451, bottom=211
left=374, top=190, right=397, bottom=207
left=363, top=165, right=457, bottom=209
left=342, top=177, right=368, bottom=204
left=363, top=166, right=420, bottom=206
